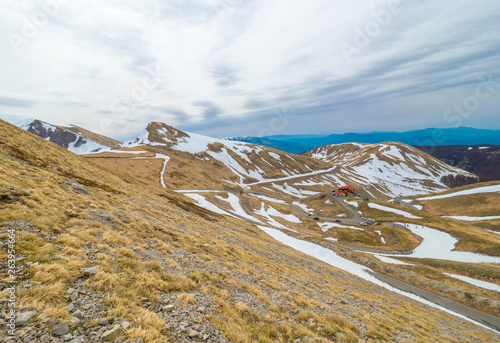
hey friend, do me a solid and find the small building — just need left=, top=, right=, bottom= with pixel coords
left=335, top=186, right=355, bottom=196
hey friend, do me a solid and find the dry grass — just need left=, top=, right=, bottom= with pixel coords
left=420, top=191, right=500, bottom=217
left=1, top=120, right=499, bottom=342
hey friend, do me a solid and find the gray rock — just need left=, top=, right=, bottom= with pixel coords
left=68, top=337, right=85, bottom=343
left=135, top=338, right=144, bottom=343
left=66, top=303, right=75, bottom=312
left=101, top=325, right=121, bottom=341
left=68, top=182, right=88, bottom=194
left=73, top=310, right=84, bottom=320
left=120, top=320, right=130, bottom=330
left=99, top=318, right=108, bottom=325
left=61, top=333, right=73, bottom=340
left=92, top=213, right=115, bottom=225
left=163, top=304, right=175, bottom=312
left=80, top=267, right=99, bottom=277
left=188, top=329, right=199, bottom=338
left=51, top=322, right=70, bottom=337
left=16, top=311, right=38, bottom=327
left=70, top=291, right=79, bottom=302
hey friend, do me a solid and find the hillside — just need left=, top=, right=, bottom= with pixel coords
left=302, top=142, right=478, bottom=199
left=84, top=123, right=477, bottom=201
left=415, top=145, right=500, bottom=181
left=3, top=119, right=500, bottom=341
left=17, top=119, right=121, bottom=154
left=89, top=122, right=330, bottom=190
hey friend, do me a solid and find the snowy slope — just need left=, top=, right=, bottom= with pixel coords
left=18, top=119, right=113, bottom=155
left=304, top=142, right=479, bottom=198
left=123, top=122, right=327, bottom=186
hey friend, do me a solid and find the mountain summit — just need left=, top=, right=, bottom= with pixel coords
left=18, top=119, right=121, bottom=154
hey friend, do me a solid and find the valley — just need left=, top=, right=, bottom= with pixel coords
left=83, top=122, right=500, bottom=331
left=2, top=119, right=499, bottom=342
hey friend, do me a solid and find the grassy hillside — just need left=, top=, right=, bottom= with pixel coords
left=1, top=120, right=499, bottom=342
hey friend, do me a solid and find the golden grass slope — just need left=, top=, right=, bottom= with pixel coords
left=416, top=181, right=500, bottom=217
left=1, top=119, right=499, bottom=342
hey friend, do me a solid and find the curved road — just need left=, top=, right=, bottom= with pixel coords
left=180, top=188, right=500, bottom=333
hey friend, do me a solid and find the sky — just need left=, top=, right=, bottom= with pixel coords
left=1, top=0, right=499, bottom=141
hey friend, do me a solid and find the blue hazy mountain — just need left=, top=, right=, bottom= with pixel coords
left=224, top=127, right=500, bottom=154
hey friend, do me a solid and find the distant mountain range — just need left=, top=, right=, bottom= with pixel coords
left=224, top=127, right=500, bottom=154
left=415, top=145, right=500, bottom=182
left=16, top=120, right=500, bottom=183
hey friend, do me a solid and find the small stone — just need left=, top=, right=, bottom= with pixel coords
left=99, top=318, right=108, bottom=325
left=73, top=310, right=84, bottom=320
left=197, top=306, right=206, bottom=312
left=66, top=303, right=75, bottom=312
left=163, top=304, right=175, bottom=313
left=120, top=320, right=130, bottom=330
left=70, top=292, right=79, bottom=302
left=68, top=337, right=85, bottom=343
left=135, top=338, right=144, bottom=343
left=51, top=322, right=70, bottom=337
left=188, top=329, right=199, bottom=338
left=61, top=333, right=73, bottom=340
left=80, top=267, right=99, bottom=277
left=16, top=311, right=38, bottom=327
left=101, top=325, right=121, bottom=341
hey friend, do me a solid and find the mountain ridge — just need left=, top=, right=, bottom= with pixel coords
left=223, top=127, right=500, bottom=154
left=17, top=119, right=121, bottom=154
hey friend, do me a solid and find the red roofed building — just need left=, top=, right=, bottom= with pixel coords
left=335, top=186, right=356, bottom=196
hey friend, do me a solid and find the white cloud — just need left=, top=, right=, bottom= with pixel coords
left=0, top=0, right=499, bottom=139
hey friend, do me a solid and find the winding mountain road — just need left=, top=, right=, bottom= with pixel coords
left=179, top=188, right=500, bottom=333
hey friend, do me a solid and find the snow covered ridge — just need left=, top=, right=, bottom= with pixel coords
left=305, top=142, right=478, bottom=198
left=17, top=119, right=113, bottom=155
left=123, top=122, right=323, bottom=186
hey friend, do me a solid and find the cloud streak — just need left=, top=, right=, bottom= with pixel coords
left=0, top=0, right=499, bottom=139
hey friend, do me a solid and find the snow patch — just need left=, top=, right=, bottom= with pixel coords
left=367, top=203, right=421, bottom=219
left=444, top=215, right=500, bottom=221
left=444, top=273, right=500, bottom=292
left=317, top=222, right=364, bottom=232
left=380, top=223, right=500, bottom=264
left=418, top=185, right=500, bottom=201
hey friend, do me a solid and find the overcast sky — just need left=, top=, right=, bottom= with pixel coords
left=1, top=0, right=499, bottom=140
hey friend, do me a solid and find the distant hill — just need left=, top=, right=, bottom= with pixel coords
left=17, top=119, right=121, bottom=154
left=415, top=145, right=500, bottom=182
left=225, top=127, right=500, bottom=154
